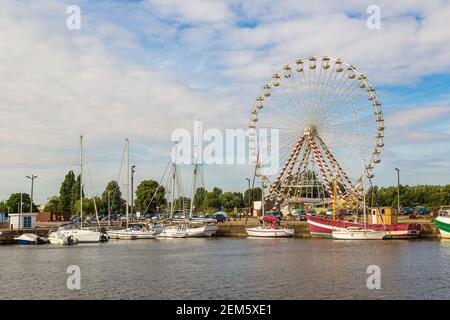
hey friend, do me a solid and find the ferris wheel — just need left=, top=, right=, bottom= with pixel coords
left=248, top=56, right=384, bottom=209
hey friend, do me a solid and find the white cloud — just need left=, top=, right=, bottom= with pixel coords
left=388, top=105, right=450, bottom=127
left=141, top=0, right=235, bottom=25
left=1, top=0, right=450, bottom=201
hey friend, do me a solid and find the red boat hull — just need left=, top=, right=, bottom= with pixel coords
left=306, top=214, right=421, bottom=239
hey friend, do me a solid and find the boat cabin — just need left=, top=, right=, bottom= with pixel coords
left=370, top=207, right=398, bottom=225
left=438, top=209, right=450, bottom=217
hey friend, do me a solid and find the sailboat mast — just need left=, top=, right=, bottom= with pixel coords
left=261, top=177, right=265, bottom=217
left=125, top=138, right=129, bottom=229
left=80, top=135, right=83, bottom=229
left=189, top=145, right=198, bottom=220
left=170, top=163, right=176, bottom=219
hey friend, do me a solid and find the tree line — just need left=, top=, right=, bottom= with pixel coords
left=0, top=170, right=263, bottom=216
left=366, top=184, right=450, bottom=212
left=1, top=170, right=448, bottom=215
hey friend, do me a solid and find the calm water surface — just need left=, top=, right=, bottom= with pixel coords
left=0, top=238, right=449, bottom=299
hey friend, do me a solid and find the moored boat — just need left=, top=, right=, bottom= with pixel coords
left=108, top=223, right=163, bottom=240
left=158, top=224, right=188, bottom=238
left=306, top=213, right=421, bottom=239
left=332, top=227, right=385, bottom=240
left=185, top=222, right=219, bottom=237
left=246, top=216, right=294, bottom=238
left=14, top=233, right=47, bottom=245
left=435, top=209, right=450, bottom=239
left=48, top=231, right=78, bottom=245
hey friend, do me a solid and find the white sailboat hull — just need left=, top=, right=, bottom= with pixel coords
left=158, top=225, right=188, bottom=238
left=245, top=226, right=295, bottom=238
left=108, top=226, right=163, bottom=240
left=186, top=224, right=218, bottom=237
left=332, top=228, right=386, bottom=240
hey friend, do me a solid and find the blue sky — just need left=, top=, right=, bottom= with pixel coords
left=0, top=0, right=449, bottom=204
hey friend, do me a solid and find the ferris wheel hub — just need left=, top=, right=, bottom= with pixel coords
left=304, top=125, right=318, bottom=136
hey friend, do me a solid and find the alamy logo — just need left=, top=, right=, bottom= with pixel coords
left=170, top=120, right=280, bottom=175
left=366, top=265, right=381, bottom=289
left=66, top=265, right=81, bottom=290
left=366, top=5, right=381, bottom=30
left=66, top=5, right=81, bottom=30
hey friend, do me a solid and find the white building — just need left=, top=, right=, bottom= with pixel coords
left=8, top=213, right=37, bottom=230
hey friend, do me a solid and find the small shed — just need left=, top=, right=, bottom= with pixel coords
left=8, top=213, right=38, bottom=230
left=370, top=207, right=398, bottom=225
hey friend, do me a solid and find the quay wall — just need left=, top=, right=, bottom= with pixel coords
left=0, top=219, right=442, bottom=244
left=216, top=220, right=441, bottom=239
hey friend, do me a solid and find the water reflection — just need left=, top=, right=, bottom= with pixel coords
left=0, top=239, right=448, bottom=299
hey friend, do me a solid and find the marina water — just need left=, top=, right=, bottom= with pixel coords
left=0, top=238, right=449, bottom=299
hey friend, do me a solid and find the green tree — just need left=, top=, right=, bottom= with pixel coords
left=6, top=193, right=38, bottom=213
left=173, top=196, right=191, bottom=213
left=205, top=191, right=221, bottom=209
left=44, top=196, right=61, bottom=212
left=219, top=192, right=244, bottom=211
left=212, top=187, right=222, bottom=196
left=59, top=170, right=75, bottom=212
left=135, top=180, right=166, bottom=213
left=244, top=188, right=262, bottom=205
left=73, top=197, right=101, bottom=216
left=194, top=187, right=207, bottom=210
left=100, top=180, right=124, bottom=215
left=0, top=201, right=7, bottom=213
left=71, top=175, right=84, bottom=213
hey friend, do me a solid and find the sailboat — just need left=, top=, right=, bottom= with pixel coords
left=245, top=176, right=295, bottom=238
left=55, top=135, right=104, bottom=243
left=158, top=152, right=189, bottom=238
left=107, top=139, right=162, bottom=240
left=185, top=144, right=218, bottom=237
left=332, top=162, right=386, bottom=240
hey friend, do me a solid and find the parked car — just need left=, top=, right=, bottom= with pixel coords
left=69, top=216, right=81, bottom=223
left=415, top=206, right=430, bottom=215
left=400, top=207, right=414, bottom=215
left=211, top=213, right=227, bottom=223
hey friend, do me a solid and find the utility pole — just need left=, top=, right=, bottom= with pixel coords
left=80, top=135, right=84, bottom=229
left=395, top=168, right=400, bottom=216
left=26, top=175, right=37, bottom=213
left=125, top=138, right=130, bottom=229
left=131, top=165, right=136, bottom=221
left=108, top=190, right=111, bottom=227
left=17, top=193, right=22, bottom=230
left=245, top=178, right=251, bottom=220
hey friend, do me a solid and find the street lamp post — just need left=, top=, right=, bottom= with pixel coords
left=395, top=168, right=400, bottom=216
left=26, top=175, right=38, bottom=213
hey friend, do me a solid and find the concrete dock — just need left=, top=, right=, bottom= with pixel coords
left=216, top=216, right=441, bottom=238
left=0, top=216, right=441, bottom=244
